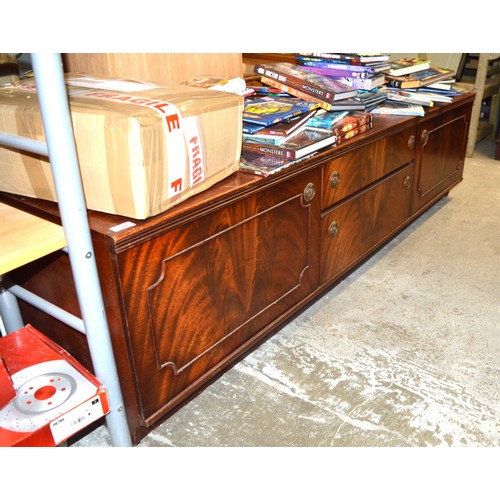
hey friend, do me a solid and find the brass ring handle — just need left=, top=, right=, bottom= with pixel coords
left=328, top=221, right=339, bottom=238
left=329, top=171, right=341, bottom=188
left=303, top=182, right=316, bottom=202
left=421, top=129, right=429, bottom=147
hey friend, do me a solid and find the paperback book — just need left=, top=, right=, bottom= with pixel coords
left=297, top=53, right=389, bottom=64
left=254, top=63, right=358, bottom=104
left=241, top=127, right=337, bottom=160
left=242, top=95, right=319, bottom=126
left=383, top=58, right=431, bottom=77
left=371, top=101, right=425, bottom=116
left=384, top=67, right=456, bottom=89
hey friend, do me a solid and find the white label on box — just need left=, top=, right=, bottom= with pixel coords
left=50, top=395, right=105, bottom=445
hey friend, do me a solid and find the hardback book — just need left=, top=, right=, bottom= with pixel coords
left=386, top=88, right=453, bottom=104
left=296, top=60, right=374, bottom=78
left=239, top=151, right=317, bottom=177
left=243, top=109, right=318, bottom=142
left=371, top=101, right=425, bottom=116
left=384, top=67, right=456, bottom=89
left=254, top=63, right=358, bottom=104
left=383, top=58, right=431, bottom=77
left=242, top=95, right=319, bottom=126
left=253, top=108, right=318, bottom=136
left=242, top=121, right=267, bottom=134
left=243, top=124, right=308, bottom=146
left=260, top=76, right=362, bottom=112
left=241, top=127, right=337, bottom=160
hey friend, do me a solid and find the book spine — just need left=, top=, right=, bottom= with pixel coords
left=331, top=114, right=373, bottom=136
left=305, top=65, right=370, bottom=79
left=299, top=60, right=373, bottom=75
left=254, top=65, right=335, bottom=103
left=241, top=140, right=297, bottom=160
left=260, top=77, right=334, bottom=111
left=343, top=76, right=384, bottom=90
left=336, top=122, right=373, bottom=144
left=384, top=77, right=415, bottom=89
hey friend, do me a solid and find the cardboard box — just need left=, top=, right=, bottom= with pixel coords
left=0, top=74, right=243, bottom=219
left=0, top=325, right=110, bottom=447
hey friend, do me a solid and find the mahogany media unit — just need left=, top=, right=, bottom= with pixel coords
left=1, top=92, right=474, bottom=444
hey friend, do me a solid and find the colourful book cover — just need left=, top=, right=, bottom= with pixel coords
left=385, top=67, right=456, bottom=89
left=242, top=127, right=337, bottom=160
left=306, top=110, right=350, bottom=130
left=384, top=58, right=431, bottom=77
left=254, top=63, right=358, bottom=103
left=298, top=60, right=374, bottom=77
left=242, top=95, right=319, bottom=126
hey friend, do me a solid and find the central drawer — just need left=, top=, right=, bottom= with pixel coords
left=322, top=126, right=416, bottom=209
left=320, top=162, right=415, bottom=284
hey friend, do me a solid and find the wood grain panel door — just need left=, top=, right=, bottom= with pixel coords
left=116, top=169, right=321, bottom=424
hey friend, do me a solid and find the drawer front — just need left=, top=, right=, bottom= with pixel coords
left=322, top=126, right=416, bottom=209
left=321, top=162, right=414, bottom=284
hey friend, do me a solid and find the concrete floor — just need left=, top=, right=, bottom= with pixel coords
left=72, top=138, right=500, bottom=448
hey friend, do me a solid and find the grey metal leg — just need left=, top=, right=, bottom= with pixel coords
left=31, top=54, right=132, bottom=447
left=0, top=276, right=24, bottom=334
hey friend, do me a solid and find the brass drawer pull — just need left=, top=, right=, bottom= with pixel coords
left=403, top=175, right=411, bottom=190
left=421, top=129, right=429, bottom=147
left=408, top=134, right=415, bottom=150
left=329, top=171, right=341, bottom=188
left=303, top=182, right=316, bottom=202
left=328, top=221, right=339, bottom=238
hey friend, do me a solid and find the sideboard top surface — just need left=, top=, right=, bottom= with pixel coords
left=0, top=92, right=474, bottom=252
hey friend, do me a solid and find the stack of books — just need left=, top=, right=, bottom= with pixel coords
left=253, top=62, right=359, bottom=111
left=295, top=53, right=390, bottom=91
left=371, top=57, right=460, bottom=116
left=382, top=58, right=456, bottom=90
left=240, top=110, right=374, bottom=176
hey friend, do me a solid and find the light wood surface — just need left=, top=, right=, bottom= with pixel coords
left=0, top=202, right=66, bottom=275
left=62, top=53, right=244, bottom=85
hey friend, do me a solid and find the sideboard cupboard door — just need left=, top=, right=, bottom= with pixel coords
left=320, top=162, right=414, bottom=284
left=116, top=169, right=321, bottom=424
left=411, top=103, right=472, bottom=214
